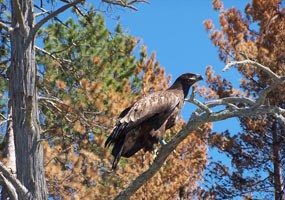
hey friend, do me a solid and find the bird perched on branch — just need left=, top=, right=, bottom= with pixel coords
left=105, top=73, right=203, bottom=169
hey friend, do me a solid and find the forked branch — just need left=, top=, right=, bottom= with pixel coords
left=0, top=21, right=12, bottom=33
left=0, top=173, right=18, bottom=199
left=223, top=59, right=284, bottom=106
left=223, top=59, right=280, bottom=80
left=33, top=0, right=84, bottom=37
left=0, top=162, right=31, bottom=199
left=186, top=87, right=212, bottom=114
left=35, top=46, right=72, bottom=64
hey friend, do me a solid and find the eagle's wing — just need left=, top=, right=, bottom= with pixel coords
left=105, top=91, right=180, bottom=169
left=121, top=91, right=180, bottom=126
left=105, top=91, right=180, bottom=147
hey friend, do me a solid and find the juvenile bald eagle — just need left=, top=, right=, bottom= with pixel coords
left=105, top=73, right=203, bottom=169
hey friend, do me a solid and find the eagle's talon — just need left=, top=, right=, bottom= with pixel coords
left=160, top=139, right=177, bottom=154
left=151, top=148, right=158, bottom=155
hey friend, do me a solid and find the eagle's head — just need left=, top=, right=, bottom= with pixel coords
left=178, top=73, right=203, bottom=86
left=170, top=73, right=203, bottom=97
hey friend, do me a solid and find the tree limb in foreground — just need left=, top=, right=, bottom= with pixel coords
left=114, top=59, right=285, bottom=200
left=0, top=162, right=31, bottom=199
left=0, top=172, right=18, bottom=199
left=32, top=0, right=84, bottom=38
left=0, top=21, right=12, bottom=33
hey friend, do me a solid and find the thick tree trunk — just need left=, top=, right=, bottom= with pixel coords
left=272, top=119, right=284, bottom=200
left=10, top=0, right=47, bottom=199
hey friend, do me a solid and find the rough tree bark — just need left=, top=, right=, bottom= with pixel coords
left=10, top=0, right=47, bottom=198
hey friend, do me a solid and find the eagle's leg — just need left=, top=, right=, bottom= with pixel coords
left=160, top=139, right=167, bottom=145
left=159, top=139, right=177, bottom=154
left=151, top=139, right=170, bottom=156
left=150, top=141, right=159, bottom=156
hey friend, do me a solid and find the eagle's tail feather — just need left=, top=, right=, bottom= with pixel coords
left=111, top=139, right=125, bottom=170
left=105, top=123, right=127, bottom=148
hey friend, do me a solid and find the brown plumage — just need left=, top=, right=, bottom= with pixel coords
left=105, top=73, right=203, bottom=169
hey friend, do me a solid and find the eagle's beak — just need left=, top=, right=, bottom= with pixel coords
left=196, top=74, right=203, bottom=81
left=189, top=74, right=203, bottom=81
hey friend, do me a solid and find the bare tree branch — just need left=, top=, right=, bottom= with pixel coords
left=0, top=162, right=31, bottom=199
left=205, top=97, right=255, bottom=109
left=114, top=59, right=285, bottom=200
left=0, top=111, right=11, bottom=127
left=34, top=5, right=69, bottom=28
left=0, top=119, right=11, bottom=126
left=0, top=21, right=13, bottom=33
left=0, top=113, right=7, bottom=120
left=35, top=46, right=72, bottom=64
left=223, top=59, right=285, bottom=106
left=60, top=0, right=90, bottom=21
left=254, top=80, right=280, bottom=106
left=6, top=103, right=16, bottom=175
left=35, top=11, right=49, bottom=17
left=38, top=96, right=64, bottom=104
left=39, top=96, right=109, bottom=130
left=33, top=0, right=84, bottom=37
left=186, top=87, right=212, bottom=114
left=102, top=0, right=149, bottom=11
left=0, top=173, right=18, bottom=199
left=223, top=59, right=280, bottom=80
